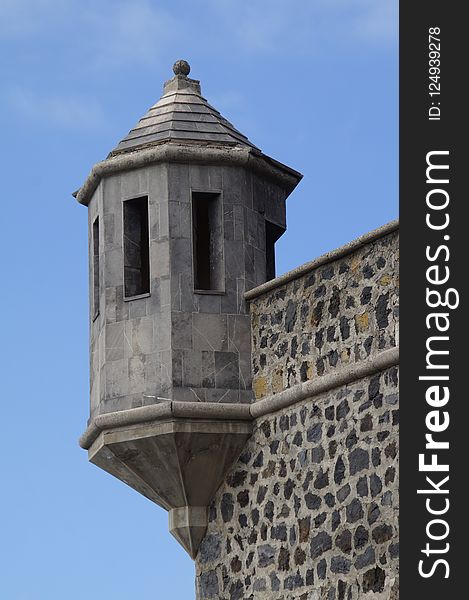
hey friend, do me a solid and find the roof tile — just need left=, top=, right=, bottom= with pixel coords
left=110, top=66, right=259, bottom=155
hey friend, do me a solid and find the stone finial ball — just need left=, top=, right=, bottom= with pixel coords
left=173, top=60, right=190, bottom=76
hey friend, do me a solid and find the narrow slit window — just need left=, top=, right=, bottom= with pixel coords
left=192, top=192, right=223, bottom=291
left=123, top=196, right=150, bottom=298
left=265, top=220, right=284, bottom=281
left=92, top=217, right=100, bottom=317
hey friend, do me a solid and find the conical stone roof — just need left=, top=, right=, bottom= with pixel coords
left=110, top=60, right=259, bottom=156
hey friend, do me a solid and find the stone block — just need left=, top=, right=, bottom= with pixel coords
left=128, top=297, right=147, bottom=319
left=196, top=294, right=222, bottom=314
left=254, top=247, right=267, bottom=286
left=220, top=285, right=238, bottom=314
left=222, top=167, right=248, bottom=207
left=223, top=205, right=234, bottom=241
left=193, top=313, right=227, bottom=351
left=104, top=248, right=123, bottom=288
left=167, top=163, right=190, bottom=203
left=205, top=388, right=239, bottom=404
left=102, top=173, right=121, bottom=215
left=201, top=351, right=215, bottom=388
left=131, top=316, right=154, bottom=355
left=169, top=201, right=191, bottom=240
left=236, top=278, right=247, bottom=314
left=179, top=274, right=198, bottom=313
left=172, top=349, right=183, bottom=387
left=239, top=352, right=252, bottom=390
left=150, top=240, right=170, bottom=278
left=154, top=312, right=171, bottom=351
left=171, top=274, right=182, bottom=311
left=182, top=349, right=202, bottom=388
left=104, top=358, right=129, bottom=399
left=233, top=204, right=245, bottom=241
left=128, top=355, right=146, bottom=393
left=148, top=163, right=168, bottom=204
left=157, top=350, right=172, bottom=394
left=105, top=322, right=130, bottom=361
left=244, top=244, right=255, bottom=283
left=120, top=166, right=148, bottom=200
left=171, top=238, right=192, bottom=277
left=214, top=352, right=239, bottom=389
left=239, top=390, right=254, bottom=404
left=172, top=312, right=193, bottom=350
left=224, top=239, right=244, bottom=272
left=172, top=386, right=207, bottom=402
left=158, top=202, right=170, bottom=241
left=103, top=213, right=117, bottom=248
left=189, top=164, right=211, bottom=191
left=227, top=315, right=251, bottom=354
left=143, top=352, right=158, bottom=394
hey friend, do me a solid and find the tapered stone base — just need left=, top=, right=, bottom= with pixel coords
left=169, top=506, right=208, bottom=559
left=86, top=411, right=252, bottom=558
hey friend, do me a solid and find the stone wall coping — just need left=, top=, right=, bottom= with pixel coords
left=73, top=142, right=302, bottom=206
left=250, top=346, right=399, bottom=418
left=245, top=219, right=399, bottom=301
left=79, top=347, right=398, bottom=450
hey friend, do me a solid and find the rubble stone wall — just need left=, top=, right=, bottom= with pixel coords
left=250, top=228, right=399, bottom=400
left=194, top=226, right=399, bottom=600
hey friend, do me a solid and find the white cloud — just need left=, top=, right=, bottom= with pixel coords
left=82, top=0, right=182, bottom=72
left=1, top=2, right=42, bottom=38
left=350, top=0, right=398, bottom=43
left=4, top=86, right=109, bottom=131
left=1, top=1, right=396, bottom=76
left=203, top=0, right=397, bottom=52
left=0, top=0, right=182, bottom=71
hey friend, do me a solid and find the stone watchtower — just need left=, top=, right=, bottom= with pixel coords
left=77, top=61, right=302, bottom=557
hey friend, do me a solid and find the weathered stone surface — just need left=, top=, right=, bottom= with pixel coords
left=349, top=447, right=369, bottom=475
left=198, top=534, right=221, bottom=564
left=311, top=532, right=332, bottom=559
left=193, top=235, right=398, bottom=598
left=199, top=570, right=219, bottom=599
left=354, top=525, right=369, bottom=550
left=372, top=524, right=393, bottom=544
left=346, top=499, right=364, bottom=523
left=330, top=556, right=351, bottom=574
left=221, top=494, right=234, bottom=523
left=194, top=364, right=396, bottom=596
left=250, top=230, right=399, bottom=397
left=355, top=546, right=375, bottom=569
left=258, top=544, right=276, bottom=567
left=334, top=456, right=346, bottom=485
left=335, top=529, right=352, bottom=554
left=362, top=566, right=386, bottom=593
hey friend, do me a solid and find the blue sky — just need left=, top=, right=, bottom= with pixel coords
left=0, top=1, right=397, bottom=598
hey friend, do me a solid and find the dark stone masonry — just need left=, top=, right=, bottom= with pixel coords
left=250, top=230, right=398, bottom=399
left=196, top=366, right=399, bottom=600
left=195, top=228, right=399, bottom=599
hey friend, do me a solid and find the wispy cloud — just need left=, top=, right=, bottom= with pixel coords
left=203, top=0, right=397, bottom=52
left=0, top=0, right=57, bottom=37
left=1, top=0, right=396, bottom=131
left=350, top=0, right=398, bottom=43
left=1, top=0, right=182, bottom=71
left=4, top=86, right=109, bottom=131
left=81, top=1, right=182, bottom=72
left=1, top=1, right=396, bottom=73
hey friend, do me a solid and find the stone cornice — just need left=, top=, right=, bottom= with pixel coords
left=73, top=142, right=302, bottom=206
